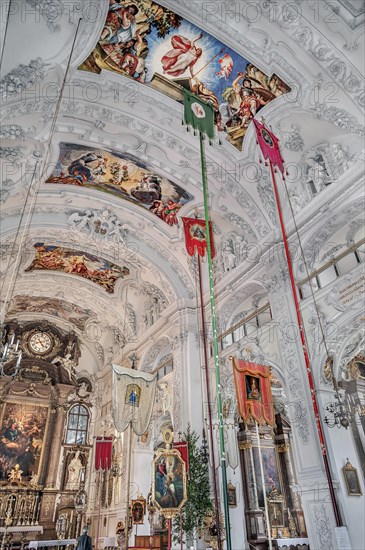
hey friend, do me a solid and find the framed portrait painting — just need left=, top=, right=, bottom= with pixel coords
left=131, top=498, right=146, bottom=524
left=227, top=482, right=237, bottom=507
left=342, top=460, right=362, bottom=496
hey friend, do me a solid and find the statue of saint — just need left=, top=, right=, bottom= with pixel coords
left=66, top=451, right=83, bottom=490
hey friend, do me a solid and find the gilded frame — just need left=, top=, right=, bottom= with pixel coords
left=227, top=482, right=237, bottom=507
left=342, top=460, right=362, bottom=496
left=0, top=400, right=50, bottom=482
left=131, top=497, right=146, bottom=524
left=152, top=448, right=187, bottom=518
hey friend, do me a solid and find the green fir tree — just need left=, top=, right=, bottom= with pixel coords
left=173, top=425, right=213, bottom=544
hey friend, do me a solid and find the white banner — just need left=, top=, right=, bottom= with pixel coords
left=112, top=364, right=157, bottom=435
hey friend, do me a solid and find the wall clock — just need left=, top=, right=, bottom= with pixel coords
left=28, top=331, right=54, bottom=355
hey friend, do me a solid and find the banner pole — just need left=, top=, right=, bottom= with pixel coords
left=199, top=131, right=232, bottom=549
left=180, top=510, right=183, bottom=550
left=255, top=422, right=273, bottom=550
left=268, top=159, right=342, bottom=526
left=197, top=254, right=223, bottom=549
left=95, top=465, right=102, bottom=550
left=124, top=422, right=133, bottom=549
left=167, top=518, right=172, bottom=550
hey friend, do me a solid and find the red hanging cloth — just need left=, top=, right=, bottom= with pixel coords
left=173, top=441, right=189, bottom=473
left=95, top=436, right=113, bottom=470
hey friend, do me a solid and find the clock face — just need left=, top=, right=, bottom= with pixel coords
left=28, top=331, right=53, bottom=354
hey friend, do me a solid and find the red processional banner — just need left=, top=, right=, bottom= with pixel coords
left=232, top=358, right=274, bottom=426
left=253, top=118, right=285, bottom=175
left=95, top=436, right=113, bottom=470
left=182, top=217, right=215, bottom=258
left=173, top=441, right=189, bottom=473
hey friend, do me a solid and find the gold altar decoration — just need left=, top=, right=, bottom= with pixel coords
left=199, top=510, right=225, bottom=550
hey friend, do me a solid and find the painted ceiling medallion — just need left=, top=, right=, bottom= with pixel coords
left=46, top=143, right=193, bottom=226
left=79, top=0, right=290, bottom=151
left=26, top=243, right=130, bottom=294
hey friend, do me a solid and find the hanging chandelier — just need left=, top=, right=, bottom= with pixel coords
left=0, top=327, right=22, bottom=377
left=324, top=392, right=352, bottom=429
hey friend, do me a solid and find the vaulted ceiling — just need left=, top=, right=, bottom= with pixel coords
left=1, top=0, right=364, bottom=376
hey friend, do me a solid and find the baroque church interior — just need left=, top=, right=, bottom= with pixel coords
left=0, top=1, right=364, bottom=549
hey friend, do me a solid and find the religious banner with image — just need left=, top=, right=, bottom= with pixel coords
left=253, top=118, right=285, bottom=175
left=112, top=364, right=157, bottom=435
left=183, top=89, right=215, bottom=140
left=152, top=447, right=187, bottom=518
left=182, top=217, right=215, bottom=258
left=232, top=358, right=274, bottom=426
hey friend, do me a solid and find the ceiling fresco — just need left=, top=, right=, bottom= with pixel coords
left=7, top=296, right=96, bottom=331
left=26, top=244, right=130, bottom=294
left=46, top=143, right=193, bottom=226
left=79, top=0, right=290, bottom=151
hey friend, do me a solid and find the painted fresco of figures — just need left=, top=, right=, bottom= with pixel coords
left=161, top=33, right=203, bottom=77
left=79, top=1, right=290, bottom=152
left=47, top=143, right=193, bottom=226
left=8, top=296, right=95, bottom=332
left=100, top=3, right=139, bottom=45
left=26, top=243, right=129, bottom=294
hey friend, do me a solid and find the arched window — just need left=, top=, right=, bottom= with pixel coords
left=156, top=358, right=173, bottom=381
left=66, top=404, right=89, bottom=445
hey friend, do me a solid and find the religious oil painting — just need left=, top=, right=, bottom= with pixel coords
left=252, top=446, right=281, bottom=507
left=152, top=449, right=187, bottom=515
left=46, top=143, right=194, bottom=226
left=342, top=460, right=362, bottom=496
left=26, top=243, right=129, bottom=294
left=79, top=0, right=290, bottom=151
left=0, top=402, right=49, bottom=482
left=8, top=296, right=96, bottom=331
left=245, top=375, right=261, bottom=400
left=125, top=384, right=141, bottom=407
left=131, top=498, right=146, bottom=524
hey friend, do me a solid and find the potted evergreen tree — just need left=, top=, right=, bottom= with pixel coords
left=173, top=425, right=214, bottom=548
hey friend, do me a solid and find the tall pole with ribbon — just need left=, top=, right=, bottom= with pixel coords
left=182, top=215, right=222, bottom=549
left=183, top=90, right=232, bottom=550
left=252, top=118, right=342, bottom=527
